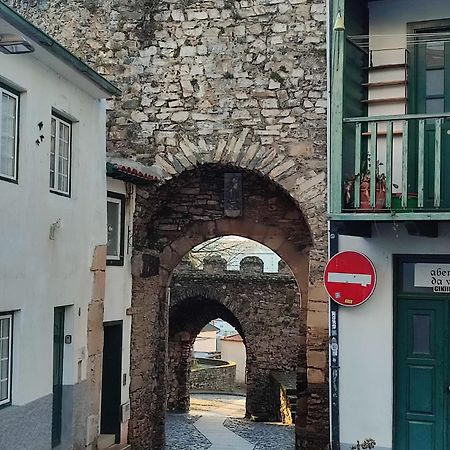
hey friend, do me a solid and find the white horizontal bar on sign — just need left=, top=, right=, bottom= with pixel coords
left=327, top=272, right=372, bottom=287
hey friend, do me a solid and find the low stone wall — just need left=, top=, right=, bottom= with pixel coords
left=190, top=358, right=237, bottom=392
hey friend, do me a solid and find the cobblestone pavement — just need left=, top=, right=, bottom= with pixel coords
left=223, top=418, right=295, bottom=450
left=165, top=395, right=295, bottom=450
left=166, top=413, right=212, bottom=450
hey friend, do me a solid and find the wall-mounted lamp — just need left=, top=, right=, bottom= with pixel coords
left=0, top=33, right=34, bottom=54
left=49, top=218, right=62, bottom=240
left=334, top=11, right=345, bottom=32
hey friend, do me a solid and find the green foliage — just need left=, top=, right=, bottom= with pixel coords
left=351, top=438, right=377, bottom=449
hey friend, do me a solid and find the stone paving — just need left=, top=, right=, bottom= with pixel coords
left=224, top=419, right=295, bottom=450
left=166, top=394, right=295, bottom=450
left=166, top=413, right=211, bottom=450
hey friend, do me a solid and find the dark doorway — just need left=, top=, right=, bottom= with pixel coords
left=100, top=321, right=123, bottom=443
left=52, top=307, right=65, bottom=448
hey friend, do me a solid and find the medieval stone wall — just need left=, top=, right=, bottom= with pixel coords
left=168, top=256, right=303, bottom=422
left=190, top=359, right=237, bottom=392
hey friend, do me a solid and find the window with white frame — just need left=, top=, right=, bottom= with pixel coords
left=50, top=114, right=71, bottom=195
left=107, top=192, right=125, bottom=265
left=0, top=86, right=19, bottom=182
left=0, top=314, right=12, bottom=407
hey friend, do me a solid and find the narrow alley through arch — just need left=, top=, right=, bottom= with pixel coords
left=166, top=394, right=295, bottom=450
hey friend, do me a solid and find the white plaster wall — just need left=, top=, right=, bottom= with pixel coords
left=105, top=178, right=134, bottom=406
left=368, top=0, right=450, bottom=192
left=338, top=223, right=450, bottom=449
left=221, top=340, right=246, bottom=384
left=0, top=51, right=107, bottom=405
left=193, top=331, right=218, bottom=353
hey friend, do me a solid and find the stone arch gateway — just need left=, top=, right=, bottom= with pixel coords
left=167, top=258, right=302, bottom=423
left=129, top=164, right=329, bottom=449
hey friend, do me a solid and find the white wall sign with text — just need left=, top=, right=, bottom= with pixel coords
left=414, top=263, right=450, bottom=293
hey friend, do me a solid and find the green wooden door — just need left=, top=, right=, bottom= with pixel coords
left=52, top=307, right=65, bottom=448
left=411, top=23, right=450, bottom=207
left=395, top=298, right=448, bottom=449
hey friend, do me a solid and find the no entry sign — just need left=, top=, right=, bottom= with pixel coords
left=324, top=251, right=376, bottom=307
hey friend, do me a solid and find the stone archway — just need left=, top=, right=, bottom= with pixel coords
left=167, top=255, right=302, bottom=423
left=167, top=295, right=246, bottom=414
left=128, top=164, right=328, bottom=450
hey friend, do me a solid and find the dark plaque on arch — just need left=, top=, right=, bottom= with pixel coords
left=224, top=173, right=243, bottom=217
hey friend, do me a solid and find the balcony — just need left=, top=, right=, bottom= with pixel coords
left=329, top=0, right=450, bottom=225
left=334, top=112, right=450, bottom=221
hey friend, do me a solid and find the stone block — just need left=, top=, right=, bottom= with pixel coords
left=91, top=245, right=106, bottom=272
left=308, top=351, right=327, bottom=370
left=308, top=310, right=328, bottom=330
left=307, top=368, right=325, bottom=384
left=91, top=270, right=106, bottom=301
left=309, top=285, right=327, bottom=301
left=171, top=111, right=189, bottom=122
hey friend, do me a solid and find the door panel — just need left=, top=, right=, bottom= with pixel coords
left=395, top=299, right=447, bottom=450
left=52, top=307, right=65, bottom=448
left=412, top=26, right=450, bottom=207
left=408, top=422, right=433, bottom=450
left=100, top=322, right=123, bottom=443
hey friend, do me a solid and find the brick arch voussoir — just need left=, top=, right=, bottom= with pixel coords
left=150, top=137, right=316, bottom=240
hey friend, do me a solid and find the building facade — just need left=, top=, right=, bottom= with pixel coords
left=221, top=333, right=247, bottom=385
left=0, top=4, right=118, bottom=449
left=329, top=1, right=450, bottom=449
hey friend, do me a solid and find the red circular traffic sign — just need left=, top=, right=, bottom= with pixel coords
left=324, top=251, right=376, bottom=307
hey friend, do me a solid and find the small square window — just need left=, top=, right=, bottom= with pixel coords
left=0, top=313, right=13, bottom=408
left=0, top=86, right=19, bottom=182
left=50, top=114, right=71, bottom=196
left=107, top=192, right=125, bottom=266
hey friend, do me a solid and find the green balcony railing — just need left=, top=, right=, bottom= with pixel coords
left=341, top=112, right=450, bottom=214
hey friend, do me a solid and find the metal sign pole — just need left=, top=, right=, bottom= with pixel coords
left=329, top=222, right=340, bottom=450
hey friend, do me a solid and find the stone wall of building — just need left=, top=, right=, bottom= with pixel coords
left=168, top=255, right=303, bottom=423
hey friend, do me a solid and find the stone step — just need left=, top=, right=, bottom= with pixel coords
left=97, top=434, right=116, bottom=450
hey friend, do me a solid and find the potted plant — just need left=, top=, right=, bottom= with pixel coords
left=344, top=161, right=386, bottom=210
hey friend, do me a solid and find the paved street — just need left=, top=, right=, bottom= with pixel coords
left=166, top=394, right=295, bottom=450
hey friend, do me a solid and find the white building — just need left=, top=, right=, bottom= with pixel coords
left=193, top=323, right=220, bottom=353
left=221, top=334, right=246, bottom=385
left=0, top=3, right=119, bottom=449
left=329, top=1, right=450, bottom=449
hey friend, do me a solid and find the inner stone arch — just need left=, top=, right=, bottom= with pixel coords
left=167, top=295, right=246, bottom=413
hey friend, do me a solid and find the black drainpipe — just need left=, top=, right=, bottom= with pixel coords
left=329, top=222, right=340, bottom=450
